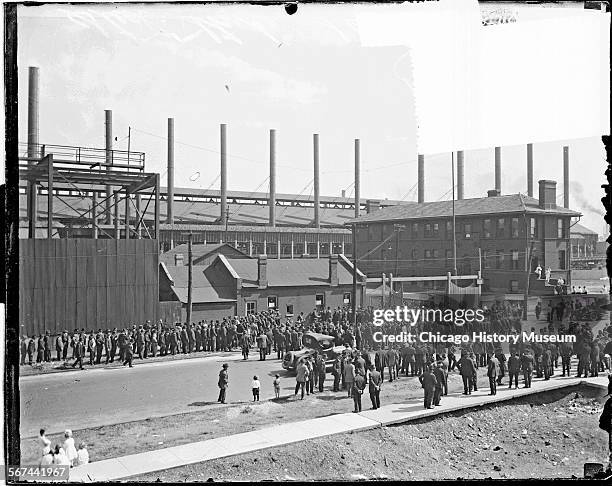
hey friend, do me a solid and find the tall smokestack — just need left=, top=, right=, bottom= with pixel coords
left=527, top=143, right=533, bottom=197
left=457, top=151, right=464, bottom=200
left=220, top=123, right=227, bottom=225
left=105, top=110, right=113, bottom=224
left=167, top=117, right=174, bottom=224
left=563, top=145, right=569, bottom=209
left=494, top=146, right=501, bottom=194
left=313, top=134, right=320, bottom=228
left=354, top=139, right=360, bottom=218
left=27, top=67, right=40, bottom=237
left=417, top=154, right=424, bottom=203
left=269, top=129, right=276, bottom=227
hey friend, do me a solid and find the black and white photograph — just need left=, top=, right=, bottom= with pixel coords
left=2, top=0, right=612, bottom=482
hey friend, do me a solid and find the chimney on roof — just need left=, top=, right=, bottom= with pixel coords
left=417, top=154, right=425, bottom=203
left=329, top=254, right=339, bottom=287
left=257, top=255, right=268, bottom=289
left=341, top=189, right=346, bottom=198
left=269, top=129, right=276, bottom=227
left=457, top=151, right=464, bottom=200
left=538, top=180, right=557, bottom=210
left=313, top=134, right=320, bottom=228
left=220, top=124, right=228, bottom=225
left=495, top=146, right=502, bottom=194
left=487, top=189, right=500, bottom=197
left=366, top=199, right=381, bottom=214
left=527, top=143, right=534, bottom=197
left=174, top=253, right=184, bottom=266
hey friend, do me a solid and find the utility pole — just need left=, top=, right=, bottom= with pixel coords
left=452, top=152, right=458, bottom=276
left=224, top=205, right=230, bottom=245
left=352, top=223, right=357, bottom=327
left=523, top=240, right=535, bottom=321
left=187, top=232, right=193, bottom=327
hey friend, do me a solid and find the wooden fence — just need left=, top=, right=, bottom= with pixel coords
left=19, top=239, right=159, bottom=336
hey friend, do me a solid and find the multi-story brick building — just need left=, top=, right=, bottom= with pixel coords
left=349, top=180, right=580, bottom=295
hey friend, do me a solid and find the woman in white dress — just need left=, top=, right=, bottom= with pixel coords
left=40, top=449, right=54, bottom=466
left=63, top=429, right=78, bottom=467
left=39, top=428, right=51, bottom=457
left=76, top=443, right=90, bottom=466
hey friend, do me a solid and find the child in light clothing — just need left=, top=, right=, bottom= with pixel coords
left=63, top=429, right=78, bottom=467
left=76, top=443, right=89, bottom=466
left=252, top=375, right=260, bottom=401
left=273, top=374, right=281, bottom=399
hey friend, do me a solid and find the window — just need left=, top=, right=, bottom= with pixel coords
left=424, top=223, right=432, bottom=237
left=483, top=219, right=491, bottom=238
left=464, top=223, right=472, bottom=239
left=369, top=225, right=382, bottom=241
left=530, top=218, right=537, bottom=238
left=510, top=280, right=519, bottom=292
left=267, top=242, right=278, bottom=256
left=294, top=243, right=305, bottom=255
left=411, top=249, right=418, bottom=261
left=496, top=250, right=504, bottom=269
left=315, top=294, right=325, bottom=307
left=432, top=249, right=440, bottom=259
left=511, top=218, right=520, bottom=238
left=558, top=250, right=566, bottom=270
left=343, top=292, right=351, bottom=304
left=281, top=243, right=292, bottom=257
left=246, top=301, right=257, bottom=315
left=251, top=242, right=264, bottom=256
left=511, top=250, right=520, bottom=270
left=267, top=296, right=277, bottom=309
left=557, top=219, right=565, bottom=239
left=306, top=242, right=317, bottom=255
left=425, top=249, right=432, bottom=259
left=286, top=304, right=294, bottom=316
left=332, top=243, right=343, bottom=254
left=483, top=249, right=490, bottom=269
left=496, top=218, right=505, bottom=238
left=446, top=221, right=453, bottom=239
left=319, top=242, right=330, bottom=256
left=412, top=223, right=419, bottom=237
left=344, top=243, right=353, bottom=257
left=433, top=223, right=440, bottom=237
left=236, top=242, right=249, bottom=254
left=446, top=249, right=453, bottom=266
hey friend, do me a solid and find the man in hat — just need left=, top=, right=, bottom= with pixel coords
left=368, top=363, right=382, bottom=409
left=123, top=337, right=134, bottom=367
left=507, top=352, right=521, bottom=389
left=432, top=362, right=446, bottom=406
left=458, top=351, right=476, bottom=395
left=104, top=330, right=113, bottom=364
left=110, top=329, right=118, bottom=363
left=62, top=331, right=69, bottom=361
left=419, top=365, right=438, bottom=409
left=55, top=332, right=64, bottom=362
left=95, top=330, right=104, bottom=364
left=71, top=336, right=85, bottom=370
left=521, top=349, right=535, bottom=388
left=218, top=363, right=229, bottom=404
left=487, top=354, right=500, bottom=395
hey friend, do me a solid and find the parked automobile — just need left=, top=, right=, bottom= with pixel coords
left=282, top=331, right=346, bottom=372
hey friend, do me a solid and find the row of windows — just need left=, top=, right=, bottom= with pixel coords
left=360, top=217, right=568, bottom=242
left=245, top=293, right=352, bottom=316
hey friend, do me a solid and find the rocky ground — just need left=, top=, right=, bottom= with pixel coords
left=134, top=385, right=610, bottom=481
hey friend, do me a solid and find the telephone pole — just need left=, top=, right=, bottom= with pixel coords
left=187, top=232, right=193, bottom=326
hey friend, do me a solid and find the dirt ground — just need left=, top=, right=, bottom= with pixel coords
left=21, top=370, right=492, bottom=464
left=134, top=385, right=609, bottom=481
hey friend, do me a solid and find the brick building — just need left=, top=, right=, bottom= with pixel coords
left=159, top=254, right=367, bottom=322
left=348, top=180, right=580, bottom=295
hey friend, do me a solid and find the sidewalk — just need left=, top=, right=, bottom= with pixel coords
left=68, top=374, right=609, bottom=482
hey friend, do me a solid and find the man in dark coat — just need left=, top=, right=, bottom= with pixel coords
left=61, top=331, right=69, bottom=361
left=590, top=341, right=601, bottom=377
left=71, top=337, right=85, bottom=370
left=374, top=345, right=387, bottom=382
left=257, top=332, right=268, bottom=361
left=27, top=336, right=36, bottom=365
left=368, top=364, right=382, bottom=409
left=55, top=333, right=64, bottom=362
left=332, top=356, right=342, bottom=392
left=559, top=340, right=573, bottom=377
left=487, top=354, right=500, bottom=395
left=180, top=325, right=189, bottom=354
left=123, top=337, right=134, bottom=367
left=275, top=331, right=285, bottom=360
left=218, top=363, right=229, bottom=404
left=386, top=345, right=397, bottom=382
left=352, top=370, right=367, bottom=413
left=419, top=366, right=438, bottom=409
left=521, top=350, right=535, bottom=388
left=117, top=330, right=127, bottom=362
left=43, top=331, right=51, bottom=362
left=458, top=352, right=476, bottom=395
left=432, top=362, right=446, bottom=406
left=507, top=352, right=521, bottom=389
left=315, top=352, right=326, bottom=392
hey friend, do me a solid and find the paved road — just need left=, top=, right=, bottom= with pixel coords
left=19, top=352, right=296, bottom=438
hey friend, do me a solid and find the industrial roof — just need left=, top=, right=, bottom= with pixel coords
left=159, top=243, right=250, bottom=266
left=161, top=264, right=237, bottom=304
left=224, top=255, right=362, bottom=288
left=346, top=194, right=581, bottom=224
left=21, top=194, right=362, bottom=228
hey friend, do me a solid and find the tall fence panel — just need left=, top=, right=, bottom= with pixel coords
left=19, top=238, right=159, bottom=336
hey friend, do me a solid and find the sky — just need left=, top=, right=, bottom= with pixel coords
left=13, top=1, right=610, bottom=237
